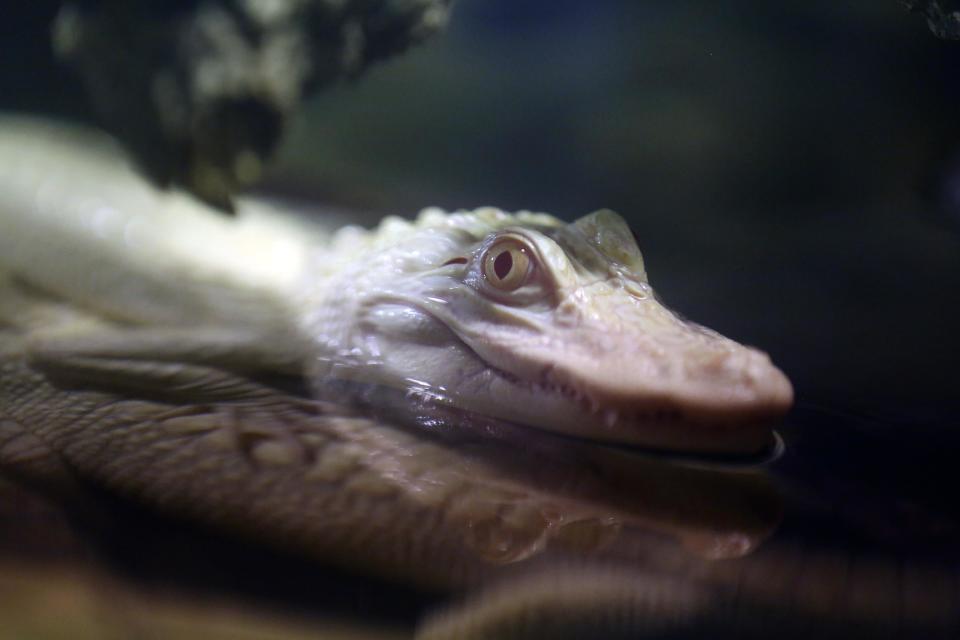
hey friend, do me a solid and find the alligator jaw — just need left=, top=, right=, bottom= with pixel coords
left=526, top=343, right=793, bottom=454
left=448, top=350, right=792, bottom=456
left=437, top=289, right=794, bottom=455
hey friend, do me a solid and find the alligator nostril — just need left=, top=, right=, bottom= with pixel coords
left=684, top=349, right=741, bottom=380
left=701, top=351, right=734, bottom=373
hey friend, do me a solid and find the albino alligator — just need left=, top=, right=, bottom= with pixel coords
left=0, top=118, right=956, bottom=638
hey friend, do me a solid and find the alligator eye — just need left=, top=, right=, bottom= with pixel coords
left=482, top=241, right=532, bottom=291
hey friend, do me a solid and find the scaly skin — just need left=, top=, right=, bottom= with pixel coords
left=1, top=118, right=955, bottom=638
left=0, top=116, right=792, bottom=455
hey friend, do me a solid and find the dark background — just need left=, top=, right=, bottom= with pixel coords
left=3, top=0, right=959, bottom=424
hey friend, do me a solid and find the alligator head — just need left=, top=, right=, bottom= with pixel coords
left=300, top=207, right=793, bottom=455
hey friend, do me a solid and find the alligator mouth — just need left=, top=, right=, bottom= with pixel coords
left=322, top=373, right=786, bottom=470
left=477, top=359, right=786, bottom=457
left=454, top=369, right=788, bottom=467
left=313, top=344, right=786, bottom=467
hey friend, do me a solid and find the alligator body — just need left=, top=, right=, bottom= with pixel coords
left=0, top=118, right=956, bottom=638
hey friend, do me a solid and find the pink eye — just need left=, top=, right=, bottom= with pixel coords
left=482, top=241, right=532, bottom=291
